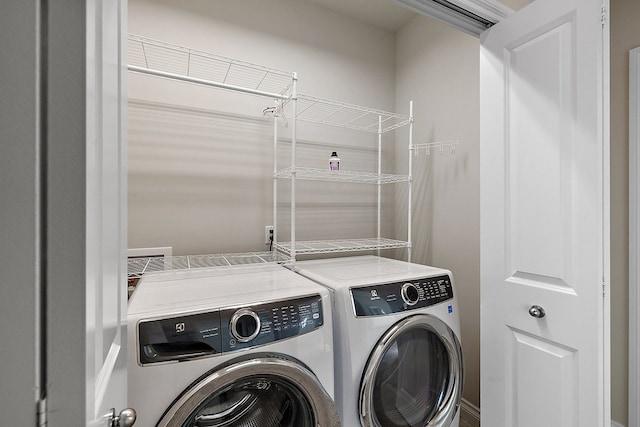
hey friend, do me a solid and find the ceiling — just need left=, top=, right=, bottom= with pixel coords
left=300, top=0, right=417, bottom=32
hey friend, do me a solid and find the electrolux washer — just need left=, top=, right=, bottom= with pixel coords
left=127, top=264, right=340, bottom=427
left=292, top=255, right=463, bottom=427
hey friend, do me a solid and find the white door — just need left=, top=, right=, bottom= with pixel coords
left=86, top=1, right=129, bottom=425
left=0, top=1, right=127, bottom=425
left=47, top=0, right=129, bottom=425
left=480, top=0, right=610, bottom=426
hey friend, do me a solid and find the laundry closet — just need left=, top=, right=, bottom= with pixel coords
left=124, top=0, right=626, bottom=426
left=124, top=0, right=526, bottom=425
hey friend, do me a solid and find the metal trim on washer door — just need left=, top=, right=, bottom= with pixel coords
left=359, top=314, right=463, bottom=427
left=157, top=356, right=341, bottom=427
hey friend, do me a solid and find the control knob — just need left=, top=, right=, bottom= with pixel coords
left=401, top=282, right=420, bottom=306
left=230, top=309, right=261, bottom=342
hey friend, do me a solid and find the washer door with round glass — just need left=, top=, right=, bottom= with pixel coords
left=157, top=354, right=340, bottom=427
left=359, top=314, right=463, bottom=427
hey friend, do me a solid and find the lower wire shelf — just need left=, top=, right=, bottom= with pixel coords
left=274, top=238, right=410, bottom=256
left=127, top=251, right=290, bottom=280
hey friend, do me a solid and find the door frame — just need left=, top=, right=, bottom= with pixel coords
left=629, top=46, right=640, bottom=427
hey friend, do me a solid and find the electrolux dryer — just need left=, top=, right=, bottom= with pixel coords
left=127, top=264, right=340, bottom=427
left=292, top=255, right=463, bottom=427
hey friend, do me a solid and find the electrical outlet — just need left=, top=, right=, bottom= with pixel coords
left=265, top=225, right=274, bottom=245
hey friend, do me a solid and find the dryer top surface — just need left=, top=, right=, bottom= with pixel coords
left=293, top=256, right=451, bottom=290
left=127, top=264, right=327, bottom=316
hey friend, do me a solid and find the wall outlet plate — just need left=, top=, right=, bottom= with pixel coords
left=265, top=225, right=274, bottom=244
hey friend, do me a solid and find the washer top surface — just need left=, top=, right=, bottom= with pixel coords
left=293, top=255, right=450, bottom=290
left=128, top=264, right=326, bottom=317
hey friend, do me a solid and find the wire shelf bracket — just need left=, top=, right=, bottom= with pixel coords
left=413, top=140, right=460, bottom=156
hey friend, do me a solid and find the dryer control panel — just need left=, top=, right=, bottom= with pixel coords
left=351, top=275, right=453, bottom=317
left=137, top=294, right=324, bottom=365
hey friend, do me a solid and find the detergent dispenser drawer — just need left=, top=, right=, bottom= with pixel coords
left=138, top=310, right=222, bottom=364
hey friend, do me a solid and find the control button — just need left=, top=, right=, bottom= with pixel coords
left=401, top=282, right=420, bottom=306
left=230, top=309, right=261, bottom=343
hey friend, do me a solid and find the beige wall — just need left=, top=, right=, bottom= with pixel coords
left=127, top=0, right=398, bottom=255
left=611, top=0, right=640, bottom=424
left=395, top=14, right=482, bottom=408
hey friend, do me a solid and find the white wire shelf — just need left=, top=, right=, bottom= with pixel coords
left=127, top=34, right=295, bottom=100
left=274, top=238, right=410, bottom=256
left=127, top=251, right=289, bottom=279
left=274, top=167, right=410, bottom=184
left=282, top=94, right=412, bottom=133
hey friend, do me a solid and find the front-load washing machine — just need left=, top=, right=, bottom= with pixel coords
left=292, top=255, right=463, bottom=427
left=127, top=264, right=340, bottom=427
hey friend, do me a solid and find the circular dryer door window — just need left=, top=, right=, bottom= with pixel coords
left=157, top=355, right=340, bottom=427
left=360, top=314, right=463, bottom=427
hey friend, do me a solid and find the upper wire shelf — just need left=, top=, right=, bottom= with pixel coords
left=282, top=94, right=412, bottom=133
left=127, top=34, right=295, bottom=100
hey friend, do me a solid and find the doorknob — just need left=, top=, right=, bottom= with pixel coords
left=110, top=407, right=137, bottom=427
left=528, top=305, right=546, bottom=319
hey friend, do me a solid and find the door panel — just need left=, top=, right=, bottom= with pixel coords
left=508, top=328, right=578, bottom=426
left=506, top=14, right=575, bottom=288
left=45, top=0, right=127, bottom=425
left=86, top=0, right=128, bottom=425
left=480, top=0, right=609, bottom=426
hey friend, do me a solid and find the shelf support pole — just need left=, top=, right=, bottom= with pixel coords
left=290, top=73, right=298, bottom=262
left=378, top=115, right=382, bottom=257
left=408, top=100, right=414, bottom=262
left=273, top=99, right=279, bottom=254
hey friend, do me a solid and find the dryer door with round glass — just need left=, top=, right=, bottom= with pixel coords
left=157, top=355, right=340, bottom=427
left=359, top=314, right=463, bottom=427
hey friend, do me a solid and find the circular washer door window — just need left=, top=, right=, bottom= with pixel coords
left=360, top=314, right=463, bottom=427
left=182, top=375, right=313, bottom=427
left=157, top=355, right=340, bottom=427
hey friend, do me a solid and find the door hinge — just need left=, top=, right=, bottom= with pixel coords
left=601, top=5, right=607, bottom=25
left=37, top=398, right=47, bottom=427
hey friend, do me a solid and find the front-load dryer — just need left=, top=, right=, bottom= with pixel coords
left=127, top=264, right=340, bottom=427
left=292, top=255, right=463, bottom=427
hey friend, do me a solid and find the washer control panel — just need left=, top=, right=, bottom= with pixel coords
left=220, top=294, right=323, bottom=353
left=351, top=275, right=453, bottom=317
left=137, top=294, right=323, bottom=365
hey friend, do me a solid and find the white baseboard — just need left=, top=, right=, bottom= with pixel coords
left=459, top=401, right=626, bottom=427
left=460, top=398, right=480, bottom=427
